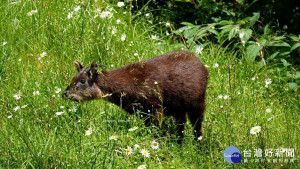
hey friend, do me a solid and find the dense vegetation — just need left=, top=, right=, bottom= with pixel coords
left=0, top=0, right=298, bottom=168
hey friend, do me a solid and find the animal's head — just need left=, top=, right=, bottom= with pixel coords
left=63, top=61, right=103, bottom=102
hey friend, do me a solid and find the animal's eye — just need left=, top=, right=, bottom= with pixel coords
left=80, top=79, right=86, bottom=84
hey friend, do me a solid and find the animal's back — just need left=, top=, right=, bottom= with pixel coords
left=118, top=51, right=208, bottom=113
left=147, top=51, right=208, bottom=112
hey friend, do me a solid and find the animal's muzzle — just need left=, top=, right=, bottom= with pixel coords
left=62, top=87, right=69, bottom=99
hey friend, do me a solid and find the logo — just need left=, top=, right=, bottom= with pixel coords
left=224, top=146, right=242, bottom=163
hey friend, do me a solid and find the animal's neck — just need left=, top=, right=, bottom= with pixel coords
left=97, top=70, right=129, bottom=105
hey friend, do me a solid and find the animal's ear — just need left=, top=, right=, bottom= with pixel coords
left=91, top=60, right=99, bottom=81
left=74, top=61, right=84, bottom=72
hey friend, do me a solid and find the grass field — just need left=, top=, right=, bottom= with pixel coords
left=0, top=1, right=299, bottom=168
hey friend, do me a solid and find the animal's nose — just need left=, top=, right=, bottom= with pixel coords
left=62, top=90, right=68, bottom=98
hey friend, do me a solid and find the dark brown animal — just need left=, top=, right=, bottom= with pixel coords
left=63, top=51, right=208, bottom=140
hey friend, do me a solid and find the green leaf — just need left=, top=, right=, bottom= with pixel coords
left=268, top=52, right=279, bottom=60
left=264, top=24, right=270, bottom=34
left=269, top=41, right=291, bottom=47
left=273, top=36, right=286, bottom=41
left=219, top=20, right=234, bottom=25
left=183, top=26, right=200, bottom=39
left=207, top=28, right=219, bottom=36
left=194, top=28, right=208, bottom=40
left=249, top=13, right=260, bottom=27
left=288, top=83, right=298, bottom=92
left=175, top=0, right=194, bottom=2
left=260, top=39, right=267, bottom=47
left=186, top=38, right=194, bottom=47
left=174, top=26, right=190, bottom=35
left=279, top=51, right=291, bottom=56
left=181, top=22, right=195, bottom=27
left=291, top=43, right=300, bottom=51
left=239, top=29, right=252, bottom=41
left=295, top=71, right=300, bottom=79
left=281, top=59, right=291, bottom=67
left=236, top=0, right=245, bottom=5
left=228, top=27, right=238, bottom=40
left=289, top=35, right=300, bottom=41
left=237, top=19, right=246, bottom=25
left=245, top=44, right=262, bottom=62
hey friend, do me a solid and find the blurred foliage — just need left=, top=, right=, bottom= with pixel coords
left=132, top=0, right=300, bottom=34
left=128, top=0, right=299, bottom=93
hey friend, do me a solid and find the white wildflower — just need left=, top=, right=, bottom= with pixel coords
left=69, top=107, right=77, bottom=112
left=109, top=135, right=118, bottom=140
left=151, top=35, right=158, bottom=40
left=137, top=165, right=146, bottom=169
left=95, top=8, right=101, bottom=13
left=213, top=63, right=219, bottom=68
left=100, top=11, right=108, bottom=18
left=121, top=33, right=126, bottom=41
left=27, top=10, right=38, bottom=16
left=128, top=126, right=139, bottom=131
left=140, top=149, right=150, bottom=157
left=134, top=144, right=140, bottom=150
left=117, top=2, right=125, bottom=7
left=195, top=46, right=203, bottom=55
left=40, top=52, right=47, bottom=58
left=151, top=140, right=159, bottom=149
left=125, top=146, right=133, bottom=155
left=111, top=27, right=117, bottom=35
left=55, top=111, right=64, bottom=116
left=85, top=127, right=92, bottom=136
left=55, top=88, right=61, bottom=94
left=265, top=78, right=272, bottom=88
left=2, top=41, right=7, bottom=46
left=21, top=104, right=28, bottom=108
left=241, top=40, right=246, bottom=46
left=250, top=126, right=261, bottom=135
left=13, top=91, right=22, bottom=100
left=106, top=11, right=112, bottom=18
left=14, top=106, right=20, bottom=112
left=67, top=12, right=73, bottom=19
left=74, top=6, right=81, bottom=12
left=239, top=32, right=245, bottom=39
left=33, top=91, right=40, bottom=96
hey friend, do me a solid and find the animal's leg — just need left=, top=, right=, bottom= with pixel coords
left=173, top=112, right=187, bottom=143
left=187, top=103, right=205, bottom=140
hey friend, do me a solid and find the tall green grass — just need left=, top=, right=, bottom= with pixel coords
left=0, top=0, right=298, bottom=168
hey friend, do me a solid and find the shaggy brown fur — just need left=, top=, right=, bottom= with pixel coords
left=63, top=51, right=208, bottom=139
